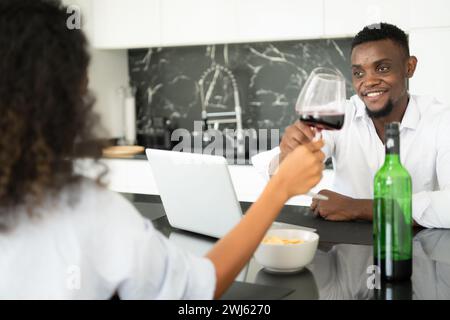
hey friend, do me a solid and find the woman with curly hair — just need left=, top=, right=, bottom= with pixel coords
left=0, top=0, right=324, bottom=299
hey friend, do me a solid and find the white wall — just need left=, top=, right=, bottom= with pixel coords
left=407, top=0, right=450, bottom=105
left=323, top=0, right=411, bottom=38
left=63, top=0, right=130, bottom=138
left=409, top=27, right=450, bottom=106
left=87, top=50, right=129, bottom=138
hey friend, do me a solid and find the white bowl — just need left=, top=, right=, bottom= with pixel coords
left=254, top=229, right=319, bottom=273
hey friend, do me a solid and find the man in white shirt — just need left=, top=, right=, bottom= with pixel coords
left=252, top=23, right=450, bottom=228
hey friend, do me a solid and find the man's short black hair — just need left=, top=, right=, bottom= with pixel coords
left=351, top=22, right=410, bottom=57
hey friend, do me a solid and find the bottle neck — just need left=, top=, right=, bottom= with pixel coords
left=385, top=135, right=400, bottom=164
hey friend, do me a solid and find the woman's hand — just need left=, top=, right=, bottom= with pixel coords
left=279, top=120, right=317, bottom=163
left=272, top=140, right=325, bottom=200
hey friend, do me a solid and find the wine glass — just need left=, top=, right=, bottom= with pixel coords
left=295, top=67, right=346, bottom=200
left=296, top=67, right=346, bottom=132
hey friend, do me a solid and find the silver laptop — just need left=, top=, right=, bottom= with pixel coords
left=146, top=148, right=315, bottom=238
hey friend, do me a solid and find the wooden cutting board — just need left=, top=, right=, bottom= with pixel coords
left=102, top=145, right=145, bottom=158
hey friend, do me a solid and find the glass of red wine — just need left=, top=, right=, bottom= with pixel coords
left=296, top=67, right=346, bottom=132
left=295, top=67, right=346, bottom=201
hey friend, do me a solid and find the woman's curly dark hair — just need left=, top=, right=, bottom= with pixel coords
left=0, top=0, right=106, bottom=222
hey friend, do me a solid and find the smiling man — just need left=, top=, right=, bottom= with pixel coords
left=252, top=23, right=450, bottom=228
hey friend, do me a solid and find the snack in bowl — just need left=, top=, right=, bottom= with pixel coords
left=262, top=236, right=304, bottom=245
left=255, top=229, right=319, bottom=273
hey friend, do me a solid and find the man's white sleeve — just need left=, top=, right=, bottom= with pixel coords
left=251, top=131, right=335, bottom=181
left=413, top=113, right=450, bottom=228
left=250, top=147, right=281, bottom=181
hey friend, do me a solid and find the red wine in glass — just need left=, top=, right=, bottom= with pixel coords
left=299, top=112, right=345, bottom=131
left=294, top=67, right=346, bottom=200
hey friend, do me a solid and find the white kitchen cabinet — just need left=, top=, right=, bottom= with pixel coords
left=235, top=0, right=323, bottom=42
left=88, top=0, right=450, bottom=48
left=161, top=0, right=323, bottom=46
left=92, top=0, right=161, bottom=49
left=409, top=27, right=450, bottom=106
left=323, top=0, right=410, bottom=38
left=160, top=0, right=238, bottom=46
left=409, top=0, right=450, bottom=29
left=63, top=0, right=129, bottom=138
left=91, top=0, right=324, bottom=48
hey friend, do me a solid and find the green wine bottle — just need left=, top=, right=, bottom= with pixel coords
left=373, top=122, right=413, bottom=281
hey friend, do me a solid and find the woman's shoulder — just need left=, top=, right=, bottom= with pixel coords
left=59, top=177, right=122, bottom=209
left=73, top=177, right=119, bottom=201
left=59, top=177, right=145, bottom=228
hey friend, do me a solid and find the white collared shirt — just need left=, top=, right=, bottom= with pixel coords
left=0, top=179, right=216, bottom=299
left=251, top=94, right=450, bottom=228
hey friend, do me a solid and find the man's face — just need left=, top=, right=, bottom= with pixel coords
left=351, top=39, right=412, bottom=117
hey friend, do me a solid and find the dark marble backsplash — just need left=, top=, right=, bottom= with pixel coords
left=128, top=38, right=353, bottom=151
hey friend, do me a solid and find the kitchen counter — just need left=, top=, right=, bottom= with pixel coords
left=123, top=193, right=449, bottom=300
left=79, top=156, right=335, bottom=206
left=102, top=150, right=334, bottom=168
left=104, top=152, right=253, bottom=165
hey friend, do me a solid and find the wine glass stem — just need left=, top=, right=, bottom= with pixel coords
left=312, top=128, right=322, bottom=142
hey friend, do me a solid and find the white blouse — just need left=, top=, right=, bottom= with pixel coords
left=0, top=179, right=216, bottom=299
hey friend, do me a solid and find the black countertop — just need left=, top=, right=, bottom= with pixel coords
left=123, top=193, right=450, bottom=300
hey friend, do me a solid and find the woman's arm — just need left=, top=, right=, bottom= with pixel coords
left=207, top=140, right=325, bottom=299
